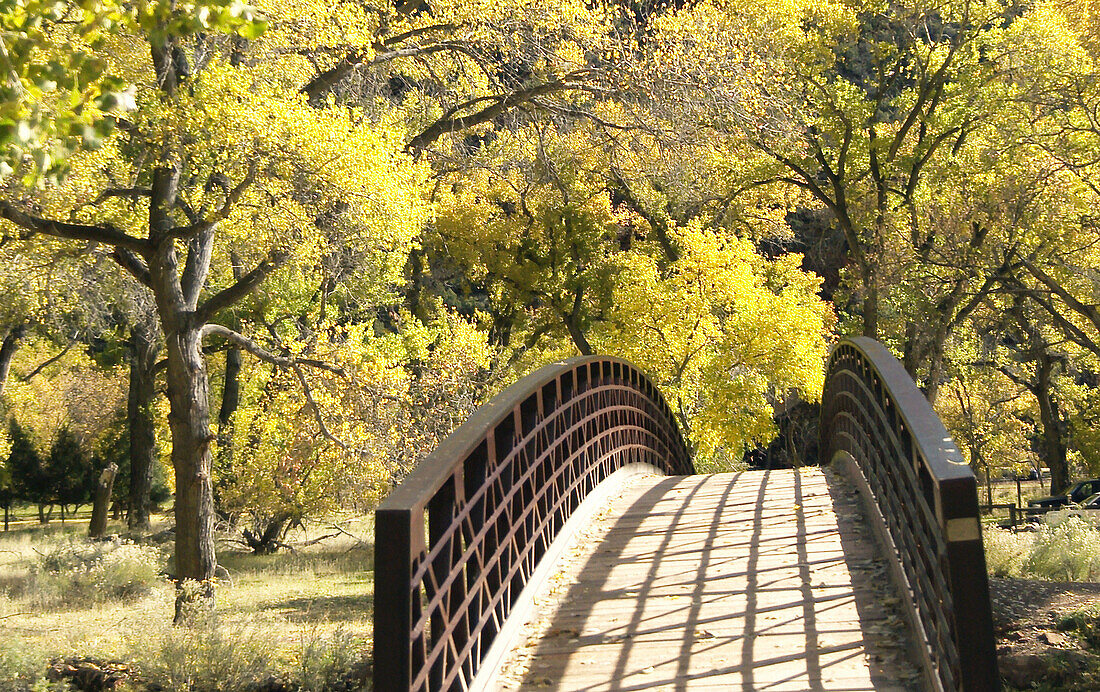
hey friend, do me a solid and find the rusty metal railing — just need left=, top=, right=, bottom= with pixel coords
left=373, top=356, right=693, bottom=691
left=821, top=337, right=999, bottom=691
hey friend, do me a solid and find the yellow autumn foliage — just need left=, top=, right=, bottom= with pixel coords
left=597, top=222, right=832, bottom=462
left=218, top=311, right=498, bottom=520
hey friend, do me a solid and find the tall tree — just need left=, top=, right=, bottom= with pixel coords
left=5, top=419, right=47, bottom=521
left=638, top=0, right=1018, bottom=387
left=127, top=317, right=159, bottom=530
left=0, top=1, right=428, bottom=618
left=47, top=425, right=98, bottom=516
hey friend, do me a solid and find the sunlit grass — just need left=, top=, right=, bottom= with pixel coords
left=0, top=514, right=375, bottom=691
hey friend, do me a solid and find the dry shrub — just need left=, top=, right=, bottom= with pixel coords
left=29, top=539, right=164, bottom=608
left=986, top=515, right=1100, bottom=581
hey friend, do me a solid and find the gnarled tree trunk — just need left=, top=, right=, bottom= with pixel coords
left=213, top=346, right=241, bottom=513
left=89, top=463, right=119, bottom=538
left=163, top=321, right=217, bottom=621
left=147, top=161, right=218, bottom=622
left=1035, top=353, right=1069, bottom=496
left=243, top=512, right=292, bottom=554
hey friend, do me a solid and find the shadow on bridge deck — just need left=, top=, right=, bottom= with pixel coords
left=496, top=469, right=922, bottom=691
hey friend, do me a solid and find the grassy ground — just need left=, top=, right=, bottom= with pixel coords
left=984, top=514, right=1100, bottom=689
left=0, top=515, right=374, bottom=691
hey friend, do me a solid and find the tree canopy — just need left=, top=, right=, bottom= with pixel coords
left=3, top=0, right=1100, bottom=616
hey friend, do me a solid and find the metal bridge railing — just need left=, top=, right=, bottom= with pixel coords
left=373, top=357, right=693, bottom=691
left=821, top=337, right=999, bottom=691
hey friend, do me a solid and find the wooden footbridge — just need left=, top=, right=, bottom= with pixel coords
left=373, top=338, right=999, bottom=691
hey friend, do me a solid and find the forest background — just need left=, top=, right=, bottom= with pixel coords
left=1, top=0, right=1099, bottom=620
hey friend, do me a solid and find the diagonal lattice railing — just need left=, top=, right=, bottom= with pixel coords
left=821, top=337, right=999, bottom=691
left=373, top=356, right=693, bottom=691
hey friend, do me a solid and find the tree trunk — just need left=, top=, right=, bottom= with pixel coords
left=1035, top=353, right=1069, bottom=495
left=218, top=347, right=241, bottom=432
left=89, top=463, right=119, bottom=538
left=128, top=323, right=159, bottom=531
left=213, top=346, right=241, bottom=511
left=564, top=316, right=593, bottom=355
left=562, top=286, right=593, bottom=356
left=242, top=513, right=291, bottom=554
left=924, top=345, right=945, bottom=406
left=975, top=449, right=992, bottom=506
left=855, top=249, right=879, bottom=340
left=145, top=159, right=218, bottom=622
left=0, top=324, right=25, bottom=394
left=164, top=322, right=217, bottom=621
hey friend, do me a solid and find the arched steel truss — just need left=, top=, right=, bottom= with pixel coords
left=374, top=340, right=999, bottom=691
left=821, top=337, right=998, bottom=691
left=373, top=357, right=693, bottom=691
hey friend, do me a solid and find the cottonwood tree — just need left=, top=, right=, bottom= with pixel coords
left=428, top=121, right=623, bottom=363
left=291, top=0, right=625, bottom=155
left=217, top=311, right=497, bottom=553
left=637, top=0, right=1022, bottom=391
left=594, top=222, right=831, bottom=464
left=967, top=291, right=1092, bottom=495
left=995, top=3, right=1100, bottom=367
left=0, top=0, right=428, bottom=618
left=937, top=356, right=1035, bottom=503
left=426, top=116, right=831, bottom=466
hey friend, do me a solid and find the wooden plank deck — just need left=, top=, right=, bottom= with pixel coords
left=495, top=468, right=923, bottom=691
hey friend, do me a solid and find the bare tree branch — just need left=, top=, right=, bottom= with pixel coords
left=170, top=162, right=258, bottom=238
left=1021, top=258, right=1100, bottom=338
left=405, top=72, right=592, bottom=154
left=201, top=324, right=343, bottom=374
left=609, top=166, right=679, bottom=262
left=301, top=49, right=365, bottom=105
left=169, top=162, right=257, bottom=238
left=381, top=23, right=457, bottom=47
left=93, top=188, right=152, bottom=204
left=181, top=225, right=216, bottom=309
left=195, top=248, right=288, bottom=323
left=201, top=324, right=350, bottom=448
left=1008, top=281, right=1100, bottom=361
left=289, top=360, right=350, bottom=449
left=0, top=200, right=149, bottom=253
left=108, top=247, right=152, bottom=288
left=20, top=342, right=73, bottom=382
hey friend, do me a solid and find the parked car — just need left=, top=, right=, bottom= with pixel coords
left=1029, top=479, right=1100, bottom=510
left=1037, top=492, right=1100, bottom=527
left=1080, top=493, right=1100, bottom=510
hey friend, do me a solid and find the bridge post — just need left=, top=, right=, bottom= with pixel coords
left=374, top=506, right=419, bottom=691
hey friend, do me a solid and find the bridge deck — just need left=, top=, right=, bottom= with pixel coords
left=496, top=468, right=923, bottom=691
